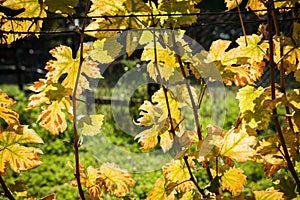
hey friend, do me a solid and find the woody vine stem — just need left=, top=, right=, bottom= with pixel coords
left=267, top=0, right=300, bottom=192
left=72, top=0, right=91, bottom=199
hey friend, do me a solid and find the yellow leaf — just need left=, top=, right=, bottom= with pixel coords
left=38, top=101, right=67, bottom=135
left=135, top=88, right=184, bottom=152
left=224, top=61, right=266, bottom=87
left=78, top=115, right=104, bottom=136
left=159, top=0, right=199, bottom=26
left=141, top=44, right=179, bottom=81
left=146, top=178, right=175, bottom=200
left=206, top=39, right=232, bottom=63
left=254, top=187, right=284, bottom=200
left=85, top=166, right=102, bottom=197
left=218, top=126, right=256, bottom=162
left=0, top=125, right=43, bottom=174
left=162, top=158, right=195, bottom=192
left=224, top=0, right=242, bottom=10
left=221, top=167, right=247, bottom=195
left=235, top=34, right=269, bottom=63
left=99, top=162, right=134, bottom=197
left=1, top=0, right=47, bottom=44
left=45, top=0, right=78, bottom=15
left=246, top=0, right=267, bottom=16
left=236, top=85, right=265, bottom=113
left=88, top=0, right=125, bottom=16
left=0, top=90, right=19, bottom=125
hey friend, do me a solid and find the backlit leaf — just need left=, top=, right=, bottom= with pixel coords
left=0, top=125, right=43, bottom=174
left=163, top=158, right=195, bottom=192
left=217, top=126, right=257, bottom=162
left=254, top=187, right=284, bottom=200
left=77, top=114, right=104, bottom=136
left=0, top=90, right=19, bottom=126
left=225, top=0, right=242, bottom=10
left=159, top=0, right=200, bottom=26
left=38, top=101, right=68, bottom=135
left=99, top=162, right=134, bottom=197
left=236, top=85, right=265, bottom=113
left=246, top=0, right=267, bottom=16
left=206, top=39, right=232, bottom=63
left=235, top=34, right=268, bottom=63
left=45, top=44, right=100, bottom=94
left=45, top=0, right=78, bottom=15
left=135, top=88, right=184, bottom=152
left=146, top=178, right=175, bottom=200
left=1, top=0, right=47, bottom=44
left=85, top=166, right=103, bottom=197
left=221, top=167, right=247, bottom=195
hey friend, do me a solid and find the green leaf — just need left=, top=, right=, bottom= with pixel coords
left=45, top=0, right=79, bottom=15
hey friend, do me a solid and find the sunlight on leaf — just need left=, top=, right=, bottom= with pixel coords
left=0, top=0, right=47, bottom=44
left=254, top=187, right=284, bottom=200
left=216, top=126, right=257, bottom=162
left=221, top=167, right=247, bottom=195
left=0, top=90, right=19, bottom=126
left=0, top=125, right=43, bottom=174
left=77, top=114, right=104, bottom=136
left=146, top=178, right=175, bottom=200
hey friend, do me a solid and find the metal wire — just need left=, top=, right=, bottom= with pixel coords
left=0, top=6, right=296, bottom=21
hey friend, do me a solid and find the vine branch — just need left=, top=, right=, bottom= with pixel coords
left=0, top=176, right=15, bottom=200
left=72, top=0, right=91, bottom=199
left=267, top=1, right=300, bottom=192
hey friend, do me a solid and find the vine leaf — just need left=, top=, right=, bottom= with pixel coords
left=86, top=0, right=150, bottom=39
left=99, top=162, right=135, bottom=197
left=45, top=0, right=79, bottom=15
left=84, top=166, right=103, bottom=197
left=221, top=167, right=247, bottom=195
left=246, top=0, right=267, bottom=16
left=224, top=61, right=266, bottom=87
left=146, top=178, right=175, bottom=200
left=141, top=43, right=179, bottom=81
left=0, top=0, right=47, bottom=44
left=162, top=158, right=195, bottom=192
left=224, top=0, right=242, bottom=11
left=243, top=87, right=265, bottom=106
left=206, top=39, right=232, bottom=63
left=0, top=125, right=43, bottom=175
left=235, top=34, right=268, bottom=63
left=159, top=0, right=200, bottom=26
left=253, top=187, right=285, bottom=200
left=135, top=88, right=184, bottom=152
left=236, top=85, right=271, bottom=130
left=216, top=126, right=257, bottom=162
left=0, top=90, right=19, bottom=126
left=46, top=44, right=100, bottom=95
left=38, top=101, right=68, bottom=135
left=77, top=114, right=104, bottom=136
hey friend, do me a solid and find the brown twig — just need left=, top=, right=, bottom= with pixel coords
left=267, top=1, right=300, bottom=192
left=0, top=176, right=15, bottom=200
left=72, top=0, right=91, bottom=199
left=183, top=156, right=206, bottom=197
left=235, top=0, right=248, bottom=46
